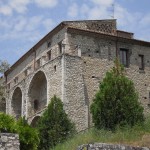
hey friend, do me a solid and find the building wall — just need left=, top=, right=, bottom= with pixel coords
left=6, top=28, right=66, bottom=122
left=67, top=31, right=150, bottom=125
left=5, top=23, right=150, bottom=132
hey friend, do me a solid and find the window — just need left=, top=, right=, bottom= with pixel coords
left=34, top=99, right=39, bottom=111
left=47, top=50, right=51, bottom=60
left=47, top=41, right=51, bottom=48
left=139, top=54, right=144, bottom=70
left=120, top=49, right=129, bottom=67
left=58, top=41, right=62, bottom=54
left=24, top=69, right=28, bottom=77
left=54, top=65, right=56, bottom=72
left=36, top=59, right=41, bottom=69
left=14, top=77, right=18, bottom=84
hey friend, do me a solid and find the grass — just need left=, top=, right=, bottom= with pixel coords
left=53, top=118, right=150, bottom=150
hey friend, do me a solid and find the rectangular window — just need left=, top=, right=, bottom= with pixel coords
left=36, top=59, right=41, bottom=69
left=47, top=50, right=51, bottom=60
left=58, top=41, right=62, bottom=54
left=139, top=54, right=144, bottom=70
left=14, top=77, right=18, bottom=84
left=47, top=41, right=51, bottom=48
left=120, top=49, right=129, bottom=67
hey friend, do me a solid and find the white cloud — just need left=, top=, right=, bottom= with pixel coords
left=34, top=0, right=58, bottom=8
left=0, top=15, right=55, bottom=42
left=67, top=3, right=78, bottom=18
left=0, top=0, right=59, bottom=16
left=0, top=5, right=12, bottom=15
left=91, top=0, right=114, bottom=6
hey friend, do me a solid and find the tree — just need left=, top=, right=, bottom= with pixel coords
left=0, top=60, right=10, bottom=112
left=16, top=117, right=39, bottom=150
left=37, top=95, right=75, bottom=150
left=0, top=112, right=16, bottom=133
left=90, top=59, right=144, bottom=130
left=0, top=60, right=10, bottom=74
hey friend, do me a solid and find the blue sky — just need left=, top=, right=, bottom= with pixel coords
left=0, top=0, right=150, bottom=65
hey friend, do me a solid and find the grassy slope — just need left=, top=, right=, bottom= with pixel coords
left=53, top=118, right=150, bottom=150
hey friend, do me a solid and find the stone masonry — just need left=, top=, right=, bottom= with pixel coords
left=4, top=19, right=150, bottom=131
left=77, top=143, right=149, bottom=150
left=0, top=133, right=20, bottom=150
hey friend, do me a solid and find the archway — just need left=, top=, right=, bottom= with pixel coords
left=30, top=116, right=40, bottom=127
left=28, top=71, right=47, bottom=116
left=12, top=87, right=22, bottom=119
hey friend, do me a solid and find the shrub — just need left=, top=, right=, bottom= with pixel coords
left=37, top=95, right=75, bottom=150
left=90, top=60, right=144, bottom=130
left=0, top=112, right=16, bottom=133
left=16, top=117, right=39, bottom=150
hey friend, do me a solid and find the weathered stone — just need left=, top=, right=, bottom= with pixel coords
left=0, top=133, right=20, bottom=150
left=4, top=19, right=150, bottom=131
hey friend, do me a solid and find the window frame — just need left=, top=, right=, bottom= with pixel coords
left=119, top=48, right=129, bottom=67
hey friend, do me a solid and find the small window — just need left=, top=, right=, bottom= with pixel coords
left=14, top=77, right=18, bottom=84
left=36, top=59, right=41, bottom=69
left=47, top=41, right=51, bottom=48
left=139, top=55, right=144, bottom=70
left=58, top=42, right=62, bottom=54
left=24, top=69, right=28, bottom=77
left=120, top=49, right=129, bottom=67
left=34, top=99, right=39, bottom=111
left=47, top=50, right=51, bottom=60
left=54, top=65, right=56, bottom=72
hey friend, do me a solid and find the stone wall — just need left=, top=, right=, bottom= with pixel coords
left=77, top=143, right=149, bottom=150
left=67, top=30, right=150, bottom=121
left=0, top=133, right=20, bottom=150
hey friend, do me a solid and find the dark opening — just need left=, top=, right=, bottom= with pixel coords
left=139, top=54, right=144, bottom=70
left=54, top=65, right=56, bottom=72
left=34, top=99, right=39, bottom=111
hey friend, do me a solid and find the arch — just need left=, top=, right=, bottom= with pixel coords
left=12, top=87, right=22, bottom=119
left=30, top=116, right=40, bottom=127
left=28, top=71, right=47, bottom=116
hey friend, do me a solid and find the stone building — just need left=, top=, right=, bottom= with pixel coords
left=4, top=19, right=150, bottom=131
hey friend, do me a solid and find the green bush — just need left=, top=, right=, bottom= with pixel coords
left=90, top=60, right=144, bottom=130
left=0, top=112, right=16, bottom=133
left=16, top=117, right=39, bottom=150
left=0, top=113, right=39, bottom=150
left=37, top=95, right=75, bottom=150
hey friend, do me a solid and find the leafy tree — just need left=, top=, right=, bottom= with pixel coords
left=0, top=112, right=17, bottom=133
left=37, top=95, right=75, bottom=150
left=90, top=59, right=144, bottom=130
left=0, top=60, right=10, bottom=112
left=0, top=60, right=10, bottom=74
left=16, top=117, right=39, bottom=150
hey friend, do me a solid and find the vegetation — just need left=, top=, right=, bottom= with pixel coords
left=37, top=95, right=75, bottom=150
left=90, top=60, right=144, bottom=130
left=53, top=118, right=150, bottom=150
left=0, top=60, right=10, bottom=112
left=0, top=60, right=10, bottom=74
left=0, top=113, right=39, bottom=150
left=16, top=117, right=39, bottom=150
left=0, top=112, right=16, bottom=133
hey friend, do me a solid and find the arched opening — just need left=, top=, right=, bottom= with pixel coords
left=31, top=116, right=40, bottom=127
left=12, top=87, right=22, bottom=119
left=28, top=71, right=47, bottom=116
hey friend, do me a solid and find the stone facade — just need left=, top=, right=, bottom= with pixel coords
left=0, top=133, right=20, bottom=150
left=4, top=19, right=150, bottom=131
left=77, top=143, right=149, bottom=150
